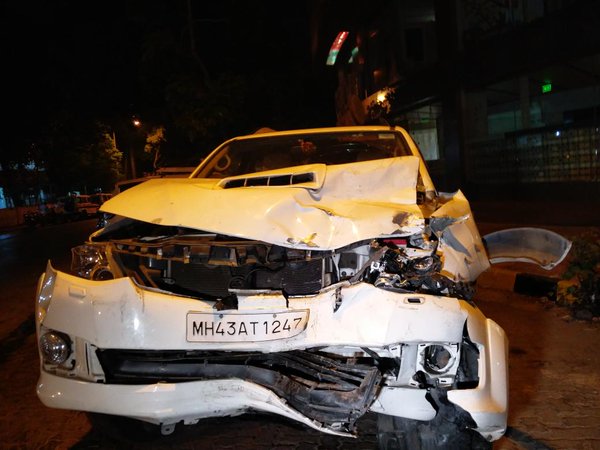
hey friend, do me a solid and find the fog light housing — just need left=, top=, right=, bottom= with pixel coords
left=40, top=331, right=71, bottom=365
left=423, top=344, right=455, bottom=374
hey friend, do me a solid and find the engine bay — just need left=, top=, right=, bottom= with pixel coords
left=77, top=219, right=476, bottom=301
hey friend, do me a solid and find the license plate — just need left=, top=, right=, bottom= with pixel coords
left=186, top=310, right=309, bottom=342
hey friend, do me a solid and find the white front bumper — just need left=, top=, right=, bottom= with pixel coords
left=36, top=264, right=508, bottom=440
left=37, top=373, right=351, bottom=436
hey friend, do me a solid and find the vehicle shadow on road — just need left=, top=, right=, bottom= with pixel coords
left=71, top=412, right=379, bottom=449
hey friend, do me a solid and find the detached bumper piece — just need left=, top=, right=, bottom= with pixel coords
left=97, top=349, right=381, bottom=431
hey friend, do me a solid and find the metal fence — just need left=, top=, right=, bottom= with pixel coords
left=466, top=125, right=600, bottom=184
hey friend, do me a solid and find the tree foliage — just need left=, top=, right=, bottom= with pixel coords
left=0, top=139, right=47, bottom=207
left=2, top=1, right=336, bottom=204
left=137, top=22, right=248, bottom=159
left=144, top=126, right=166, bottom=170
left=41, top=112, right=123, bottom=196
left=559, top=231, right=600, bottom=318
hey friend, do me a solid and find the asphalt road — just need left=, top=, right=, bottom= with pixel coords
left=0, top=220, right=598, bottom=449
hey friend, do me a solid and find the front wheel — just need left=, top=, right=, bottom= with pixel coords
left=377, top=414, right=492, bottom=450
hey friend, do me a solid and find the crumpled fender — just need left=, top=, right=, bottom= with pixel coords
left=430, top=191, right=491, bottom=281
left=483, top=227, right=572, bottom=270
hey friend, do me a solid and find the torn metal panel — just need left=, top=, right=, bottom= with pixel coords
left=37, top=374, right=356, bottom=437
left=430, top=191, right=491, bottom=281
left=100, top=157, right=424, bottom=250
left=483, top=227, right=572, bottom=269
left=95, top=349, right=381, bottom=431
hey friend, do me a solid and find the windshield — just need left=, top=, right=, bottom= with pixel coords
left=195, top=131, right=413, bottom=178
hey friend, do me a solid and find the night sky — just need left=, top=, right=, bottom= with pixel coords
left=2, top=1, right=337, bottom=159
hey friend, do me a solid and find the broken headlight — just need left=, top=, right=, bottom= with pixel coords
left=367, top=236, right=474, bottom=300
left=410, top=256, right=437, bottom=273
left=370, top=249, right=443, bottom=290
left=71, top=244, right=114, bottom=280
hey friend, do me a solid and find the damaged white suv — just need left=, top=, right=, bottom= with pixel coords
left=36, top=126, right=570, bottom=449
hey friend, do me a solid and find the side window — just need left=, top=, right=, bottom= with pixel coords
left=197, top=145, right=234, bottom=178
left=214, top=154, right=232, bottom=173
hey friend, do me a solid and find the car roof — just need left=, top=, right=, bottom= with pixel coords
left=233, top=125, right=400, bottom=141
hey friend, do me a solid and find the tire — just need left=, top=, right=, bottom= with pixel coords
left=377, top=413, right=492, bottom=450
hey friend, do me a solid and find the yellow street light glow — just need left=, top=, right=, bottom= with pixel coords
left=377, top=92, right=387, bottom=103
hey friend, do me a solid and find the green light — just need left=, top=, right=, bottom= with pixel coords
left=348, top=47, right=359, bottom=63
left=326, top=50, right=339, bottom=66
left=542, top=82, right=552, bottom=93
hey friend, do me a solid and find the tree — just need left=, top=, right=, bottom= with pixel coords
left=144, top=126, right=166, bottom=170
left=0, top=143, right=48, bottom=207
left=87, top=129, right=124, bottom=191
left=41, top=112, right=123, bottom=195
left=134, top=1, right=335, bottom=165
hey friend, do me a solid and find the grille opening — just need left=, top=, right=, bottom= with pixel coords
left=95, top=349, right=382, bottom=431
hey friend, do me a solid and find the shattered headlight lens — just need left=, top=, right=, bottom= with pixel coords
left=71, top=244, right=113, bottom=280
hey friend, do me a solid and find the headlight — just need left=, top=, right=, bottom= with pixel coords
left=410, top=255, right=441, bottom=275
left=71, top=244, right=113, bottom=280
left=412, top=256, right=435, bottom=272
left=91, top=266, right=114, bottom=280
left=39, top=331, right=72, bottom=365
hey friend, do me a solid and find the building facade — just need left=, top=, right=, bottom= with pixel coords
left=312, top=0, right=600, bottom=207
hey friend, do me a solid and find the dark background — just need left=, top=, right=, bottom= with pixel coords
left=2, top=0, right=599, bottom=226
left=3, top=0, right=337, bottom=137
left=1, top=0, right=337, bottom=194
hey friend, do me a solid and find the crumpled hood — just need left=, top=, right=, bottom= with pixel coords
left=101, top=156, right=425, bottom=249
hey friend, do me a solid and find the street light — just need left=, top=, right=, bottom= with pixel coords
left=129, top=116, right=142, bottom=178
